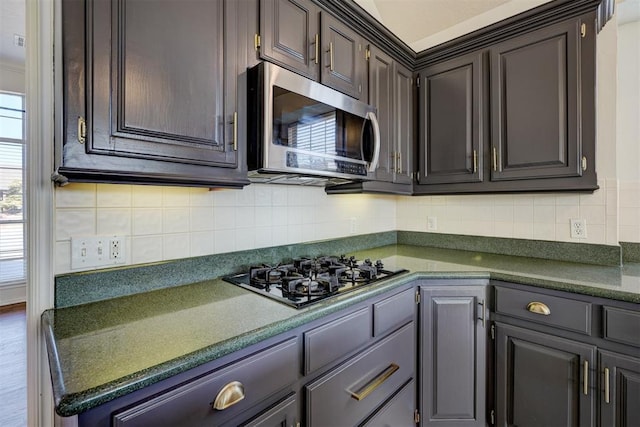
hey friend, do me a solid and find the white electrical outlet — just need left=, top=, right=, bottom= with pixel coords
left=349, top=217, right=357, bottom=234
left=71, top=236, right=126, bottom=270
left=427, top=216, right=438, bottom=231
left=570, top=219, right=587, bottom=239
left=110, top=238, right=122, bottom=260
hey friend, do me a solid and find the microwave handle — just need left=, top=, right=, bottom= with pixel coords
left=366, top=111, right=381, bottom=173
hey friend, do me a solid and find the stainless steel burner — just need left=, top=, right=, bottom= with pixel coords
left=223, top=255, right=408, bottom=308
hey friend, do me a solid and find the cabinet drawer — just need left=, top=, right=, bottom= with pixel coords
left=362, top=379, right=415, bottom=427
left=306, top=322, right=415, bottom=427
left=112, top=337, right=298, bottom=427
left=495, top=286, right=592, bottom=335
left=604, top=306, right=640, bottom=348
left=304, top=307, right=371, bottom=374
left=373, top=288, right=414, bottom=337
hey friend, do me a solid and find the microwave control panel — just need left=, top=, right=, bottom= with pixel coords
left=286, top=152, right=367, bottom=176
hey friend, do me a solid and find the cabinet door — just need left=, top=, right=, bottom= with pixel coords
left=89, top=0, right=237, bottom=168
left=321, top=13, right=366, bottom=99
left=490, top=18, right=583, bottom=181
left=260, top=0, right=319, bottom=80
left=495, top=323, right=596, bottom=427
left=237, top=393, right=298, bottom=427
left=420, top=286, right=487, bottom=426
left=394, top=62, right=414, bottom=185
left=418, top=51, right=484, bottom=185
left=599, top=350, right=640, bottom=427
left=368, top=45, right=394, bottom=183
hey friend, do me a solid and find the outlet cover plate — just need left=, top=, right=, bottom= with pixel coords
left=570, top=219, right=587, bottom=239
left=427, top=216, right=438, bottom=231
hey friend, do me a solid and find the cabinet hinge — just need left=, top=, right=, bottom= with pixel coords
left=254, top=34, right=261, bottom=50
left=416, top=171, right=420, bottom=181
left=77, top=116, right=86, bottom=144
left=581, top=156, right=587, bottom=171
left=416, top=77, right=420, bottom=88
left=365, top=47, right=371, bottom=61
left=490, top=324, right=496, bottom=340
left=415, top=290, right=421, bottom=304
left=581, top=23, right=587, bottom=38
left=490, top=409, right=495, bottom=425
left=414, top=409, right=420, bottom=424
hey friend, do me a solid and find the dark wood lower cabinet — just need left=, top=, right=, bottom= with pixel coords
left=419, top=285, right=487, bottom=426
left=305, top=322, right=415, bottom=427
left=599, top=350, right=640, bottom=427
left=495, top=322, right=596, bottom=427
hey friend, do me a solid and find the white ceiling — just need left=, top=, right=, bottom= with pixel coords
left=0, top=0, right=25, bottom=66
left=353, top=0, right=555, bottom=51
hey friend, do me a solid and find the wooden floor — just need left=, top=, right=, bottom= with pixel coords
left=0, top=303, right=27, bottom=427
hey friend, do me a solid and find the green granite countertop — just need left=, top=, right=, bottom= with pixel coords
left=44, top=244, right=640, bottom=417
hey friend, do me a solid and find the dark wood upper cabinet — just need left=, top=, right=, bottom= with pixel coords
left=58, top=0, right=249, bottom=187
left=259, top=0, right=320, bottom=81
left=414, top=12, right=600, bottom=195
left=418, top=51, right=484, bottom=185
left=368, top=46, right=394, bottom=183
left=490, top=18, right=583, bottom=181
left=259, top=0, right=366, bottom=100
left=393, top=61, right=414, bottom=185
left=320, top=13, right=366, bottom=99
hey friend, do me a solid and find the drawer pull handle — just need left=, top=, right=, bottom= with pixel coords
left=329, top=42, right=335, bottom=71
left=478, top=299, right=486, bottom=327
left=526, top=301, right=551, bottom=316
left=583, top=360, right=589, bottom=395
left=350, top=363, right=399, bottom=401
left=604, top=367, right=610, bottom=403
left=212, top=381, right=245, bottom=410
left=232, top=111, right=238, bottom=151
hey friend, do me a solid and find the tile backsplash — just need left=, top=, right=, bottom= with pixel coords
left=397, top=179, right=628, bottom=247
left=55, top=178, right=640, bottom=274
left=54, top=183, right=397, bottom=274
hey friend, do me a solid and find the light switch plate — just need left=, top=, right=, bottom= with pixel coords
left=71, top=236, right=126, bottom=270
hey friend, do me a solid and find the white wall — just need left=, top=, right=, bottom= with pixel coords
left=617, top=1, right=640, bottom=243
left=0, top=61, right=25, bottom=93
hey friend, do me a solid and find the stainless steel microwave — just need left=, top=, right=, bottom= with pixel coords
left=247, top=62, right=380, bottom=184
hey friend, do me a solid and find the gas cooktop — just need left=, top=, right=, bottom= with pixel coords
left=223, top=255, right=408, bottom=308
